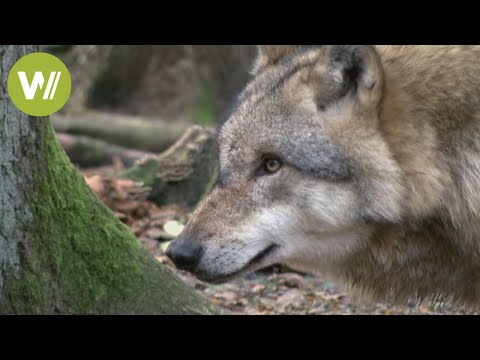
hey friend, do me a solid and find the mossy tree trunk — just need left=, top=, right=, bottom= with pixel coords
left=0, top=45, right=222, bottom=314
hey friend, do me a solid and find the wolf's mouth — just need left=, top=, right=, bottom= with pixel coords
left=248, top=244, right=278, bottom=267
left=196, top=244, right=279, bottom=284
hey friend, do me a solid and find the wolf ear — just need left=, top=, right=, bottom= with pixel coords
left=308, top=45, right=384, bottom=109
left=253, top=45, right=299, bottom=74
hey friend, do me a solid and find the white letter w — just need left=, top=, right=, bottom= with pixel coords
left=17, top=72, right=61, bottom=100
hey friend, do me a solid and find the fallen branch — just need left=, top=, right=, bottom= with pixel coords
left=52, top=111, right=190, bottom=152
left=56, top=133, right=156, bottom=167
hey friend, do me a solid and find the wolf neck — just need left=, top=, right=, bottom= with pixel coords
left=340, top=221, right=480, bottom=306
left=377, top=50, right=452, bottom=221
left=377, top=46, right=480, bottom=223
left=347, top=45, right=480, bottom=305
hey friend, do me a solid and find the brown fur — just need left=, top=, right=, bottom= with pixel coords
left=167, top=46, right=480, bottom=307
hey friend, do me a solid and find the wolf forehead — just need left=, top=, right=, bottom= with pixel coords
left=218, top=67, right=354, bottom=182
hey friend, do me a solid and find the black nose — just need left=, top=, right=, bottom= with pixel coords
left=165, top=237, right=202, bottom=272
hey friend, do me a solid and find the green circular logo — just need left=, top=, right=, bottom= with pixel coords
left=7, top=52, right=71, bottom=116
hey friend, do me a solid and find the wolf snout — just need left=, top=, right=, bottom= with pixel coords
left=165, top=236, right=202, bottom=273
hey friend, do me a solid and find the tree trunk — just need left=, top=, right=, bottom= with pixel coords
left=0, top=45, right=222, bottom=314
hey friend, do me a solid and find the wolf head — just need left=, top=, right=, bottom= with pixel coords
left=167, top=45, right=406, bottom=283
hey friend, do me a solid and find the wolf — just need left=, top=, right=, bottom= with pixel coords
left=166, top=45, right=480, bottom=306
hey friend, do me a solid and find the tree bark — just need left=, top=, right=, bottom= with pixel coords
left=0, top=45, right=222, bottom=314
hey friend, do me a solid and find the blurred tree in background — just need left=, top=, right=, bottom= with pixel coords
left=49, top=45, right=256, bottom=125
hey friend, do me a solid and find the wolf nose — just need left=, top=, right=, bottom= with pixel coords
left=165, top=237, right=202, bottom=272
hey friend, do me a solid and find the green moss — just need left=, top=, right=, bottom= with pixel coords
left=4, top=120, right=222, bottom=314
left=121, top=158, right=158, bottom=187
left=5, top=250, right=49, bottom=314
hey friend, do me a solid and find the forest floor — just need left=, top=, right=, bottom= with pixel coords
left=82, top=166, right=477, bottom=315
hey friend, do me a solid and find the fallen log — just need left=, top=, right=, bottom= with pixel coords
left=121, top=125, right=218, bottom=208
left=52, top=111, right=190, bottom=152
left=56, top=133, right=156, bottom=167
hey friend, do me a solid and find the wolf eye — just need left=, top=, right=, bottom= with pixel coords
left=264, top=158, right=282, bottom=174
